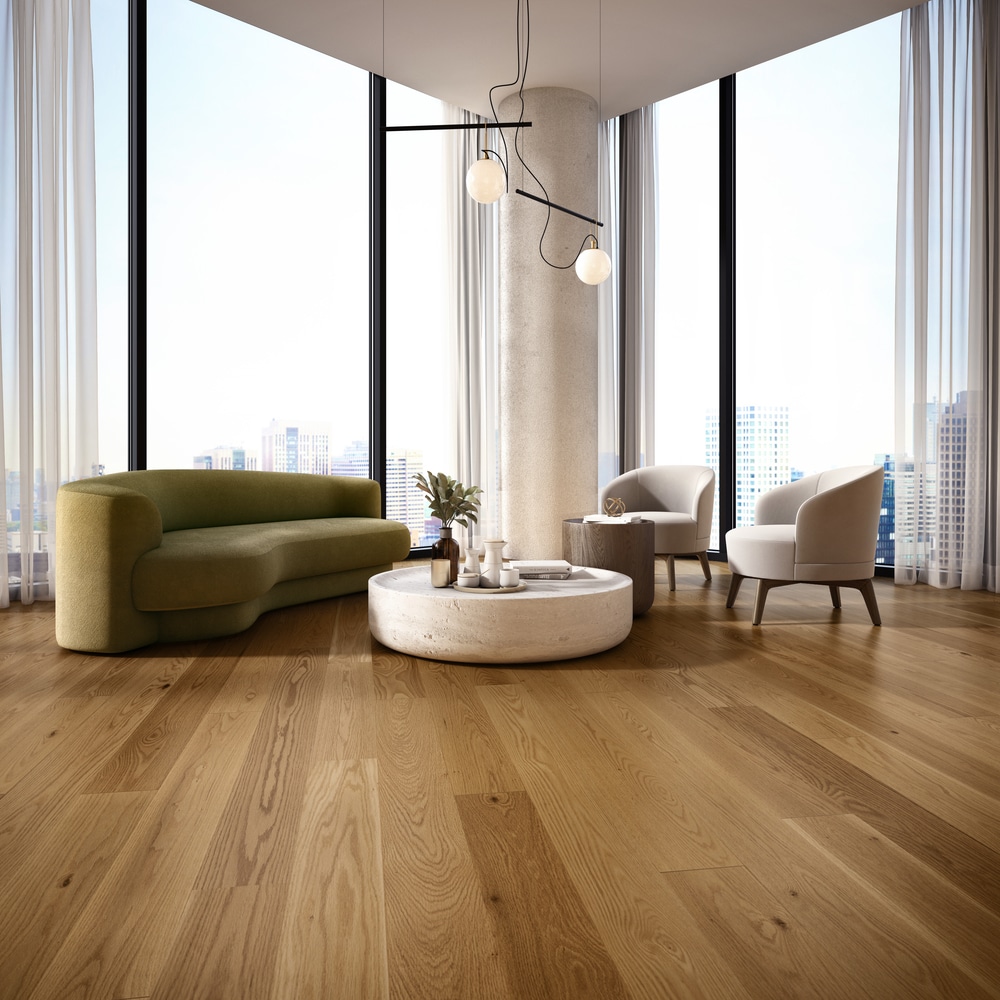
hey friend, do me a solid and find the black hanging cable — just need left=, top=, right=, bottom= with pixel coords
left=487, top=0, right=524, bottom=190
left=508, top=0, right=602, bottom=270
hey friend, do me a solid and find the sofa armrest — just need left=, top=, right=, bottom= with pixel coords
left=56, top=483, right=164, bottom=653
left=329, top=475, right=382, bottom=519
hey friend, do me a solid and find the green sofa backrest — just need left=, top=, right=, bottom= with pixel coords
left=83, top=469, right=381, bottom=532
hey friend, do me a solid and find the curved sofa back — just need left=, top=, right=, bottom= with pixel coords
left=76, top=469, right=382, bottom=532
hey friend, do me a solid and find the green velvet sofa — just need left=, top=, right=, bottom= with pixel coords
left=55, top=469, right=412, bottom=654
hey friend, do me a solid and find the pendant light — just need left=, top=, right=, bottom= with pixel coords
left=466, top=123, right=506, bottom=203
left=575, top=236, right=612, bottom=285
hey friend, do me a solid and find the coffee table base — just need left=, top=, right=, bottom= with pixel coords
left=368, top=566, right=633, bottom=664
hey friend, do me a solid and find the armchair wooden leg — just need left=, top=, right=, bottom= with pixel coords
left=859, top=579, right=882, bottom=626
left=829, top=585, right=842, bottom=609
left=697, top=551, right=712, bottom=582
left=666, top=554, right=676, bottom=592
left=752, top=579, right=779, bottom=625
left=726, top=573, right=745, bottom=608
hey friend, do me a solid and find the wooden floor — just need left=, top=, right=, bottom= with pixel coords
left=2, top=560, right=999, bottom=1000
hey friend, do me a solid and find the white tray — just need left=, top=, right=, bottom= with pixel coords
left=450, top=582, right=526, bottom=595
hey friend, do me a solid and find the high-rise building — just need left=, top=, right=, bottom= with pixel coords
left=386, top=449, right=430, bottom=545
left=331, top=440, right=370, bottom=478
left=261, top=420, right=331, bottom=475
left=193, top=446, right=258, bottom=471
left=706, top=404, right=791, bottom=533
left=934, top=390, right=970, bottom=570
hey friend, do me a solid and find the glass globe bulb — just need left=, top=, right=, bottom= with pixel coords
left=575, top=246, right=612, bottom=285
left=465, top=157, right=506, bottom=204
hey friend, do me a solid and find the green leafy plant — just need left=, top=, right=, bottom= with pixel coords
left=412, top=471, right=483, bottom=529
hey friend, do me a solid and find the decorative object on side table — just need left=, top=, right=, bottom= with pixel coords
left=603, top=496, right=627, bottom=518
left=413, top=471, right=483, bottom=586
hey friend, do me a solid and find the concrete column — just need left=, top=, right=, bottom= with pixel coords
left=498, top=87, right=599, bottom=560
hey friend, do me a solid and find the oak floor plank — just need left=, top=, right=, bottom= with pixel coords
left=194, top=641, right=325, bottom=890
left=667, top=865, right=871, bottom=1000
left=311, top=593, right=379, bottom=762
left=421, top=659, right=525, bottom=796
left=25, top=709, right=259, bottom=1000
left=376, top=692, right=514, bottom=1000
left=615, top=668, right=854, bottom=821
left=371, top=645, right=428, bottom=700
left=86, top=647, right=240, bottom=792
left=718, top=705, right=1000, bottom=912
left=456, top=789, right=631, bottom=999
left=151, top=885, right=285, bottom=1000
left=0, top=788, right=150, bottom=1000
left=790, top=813, right=1000, bottom=997
left=817, top=730, right=1000, bottom=851
left=0, top=693, right=109, bottom=794
left=0, top=657, right=184, bottom=867
left=517, top=673, right=744, bottom=872
left=270, top=758, right=389, bottom=1000
left=478, top=681, right=756, bottom=1000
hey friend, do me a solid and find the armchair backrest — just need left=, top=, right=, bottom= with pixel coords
left=601, top=465, right=715, bottom=528
left=755, top=465, right=884, bottom=568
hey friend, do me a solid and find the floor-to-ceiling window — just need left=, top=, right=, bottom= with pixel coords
left=145, top=0, right=369, bottom=474
left=385, top=83, right=455, bottom=547
left=735, top=14, right=900, bottom=559
left=655, top=81, right=721, bottom=546
left=654, top=12, right=900, bottom=562
left=92, top=0, right=129, bottom=476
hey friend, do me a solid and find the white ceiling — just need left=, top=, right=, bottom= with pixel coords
left=193, top=0, right=916, bottom=121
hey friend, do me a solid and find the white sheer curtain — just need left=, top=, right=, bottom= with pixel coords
left=445, top=108, right=500, bottom=543
left=597, top=116, right=619, bottom=493
left=597, top=106, right=657, bottom=487
left=618, top=106, right=657, bottom=473
left=0, top=0, right=98, bottom=607
left=895, top=0, right=998, bottom=590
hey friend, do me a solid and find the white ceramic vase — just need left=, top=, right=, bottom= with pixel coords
left=463, top=544, right=483, bottom=577
left=480, top=539, right=506, bottom=589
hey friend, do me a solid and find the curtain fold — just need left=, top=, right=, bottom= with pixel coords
left=895, top=0, right=998, bottom=590
left=597, top=116, right=619, bottom=492
left=982, top=0, right=1000, bottom=589
left=445, top=108, right=499, bottom=544
left=0, top=0, right=98, bottom=607
left=617, top=105, right=657, bottom=473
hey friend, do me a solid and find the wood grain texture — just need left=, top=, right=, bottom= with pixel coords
left=0, top=567, right=998, bottom=999
left=456, top=789, right=631, bottom=999
left=271, top=758, right=389, bottom=1000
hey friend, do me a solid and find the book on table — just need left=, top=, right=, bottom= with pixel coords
left=509, top=559, right=573, bottom=580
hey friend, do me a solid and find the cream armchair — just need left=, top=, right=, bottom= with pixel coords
left=725, top=465, right=884, bottom=625
left=600, top=465, right=716, bottom=590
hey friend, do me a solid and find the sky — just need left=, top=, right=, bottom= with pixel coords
left=91, top=1, right=902, bottom=479
left=656, top=13, right=901, bottom=475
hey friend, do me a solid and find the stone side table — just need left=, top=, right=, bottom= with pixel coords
left=562, top=518, right=655, bottom=615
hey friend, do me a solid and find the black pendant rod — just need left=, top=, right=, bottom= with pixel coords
left=384, top=121, right=532, bottom=132
left=514, top=188, right=603, bottom=228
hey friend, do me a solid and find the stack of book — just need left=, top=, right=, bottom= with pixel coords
left=583, top=513, right=642, bottom=523
left=509, top=559, right=573, bottom=580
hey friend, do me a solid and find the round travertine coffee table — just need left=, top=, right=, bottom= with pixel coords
left=368, top=565, right=633, bottom=664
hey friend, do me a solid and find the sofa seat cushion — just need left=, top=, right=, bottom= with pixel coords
left=133, top=517, right=410, bottom=611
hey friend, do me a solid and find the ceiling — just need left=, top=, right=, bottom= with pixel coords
left=193, top=0, right=916, bottom=121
